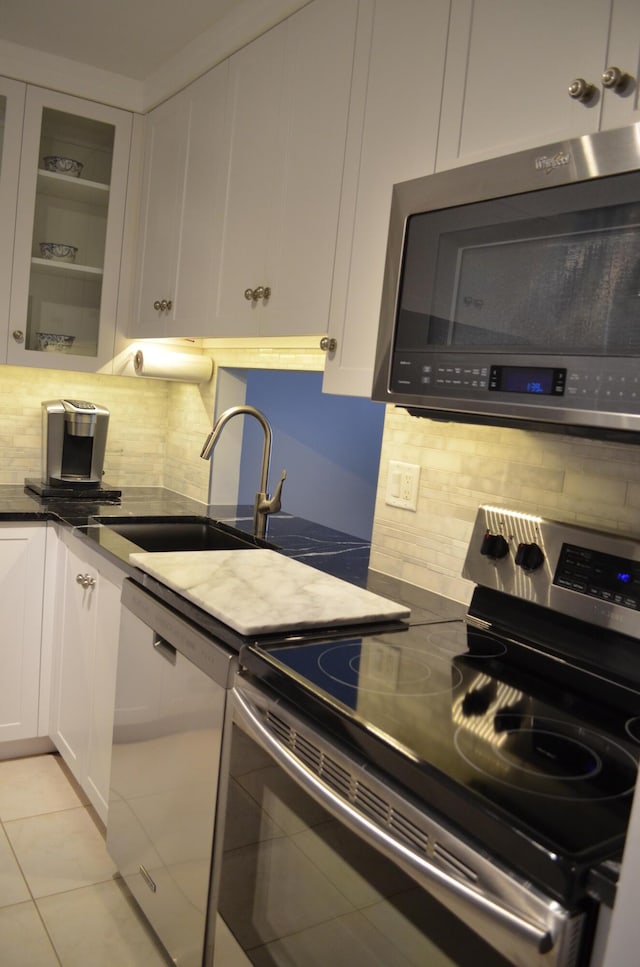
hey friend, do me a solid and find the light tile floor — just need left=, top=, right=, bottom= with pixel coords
left=0, top=753, right=171, bottom=967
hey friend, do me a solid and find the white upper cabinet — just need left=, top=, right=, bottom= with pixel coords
left=602, top=0, right=640, bottom=130
left=8, top=86, right=133, bottom=371
left=131, top=63, right=229, bottom=339
left=322, top=0, right=451, bottom=396
left=212, top=0, right=359, bottom=338
left=437, top=0, right=640, bottom=170
left=0, top=78, right=26, bottom=361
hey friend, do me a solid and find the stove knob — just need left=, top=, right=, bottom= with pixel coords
left=480, top=532, right=509, bottom=560
left=515, top=541, right=545, bottom=571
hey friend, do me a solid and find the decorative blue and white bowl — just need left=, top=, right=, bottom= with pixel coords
left=39, top=242, right=78, bottom=263
left=36, top=333, right=76, bottom=353
left=43, top=155, right=83, bottom=177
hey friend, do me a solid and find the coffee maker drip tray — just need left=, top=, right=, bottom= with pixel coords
left=24, top=478, right=122, bottom=501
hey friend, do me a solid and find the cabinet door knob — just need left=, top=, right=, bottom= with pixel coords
left=12, top=330, right=24, bottom=343
left=244, top=286, right=271, bottom=302
left=76, top=573, right=96, bottom=589
left=601, top=66, right=629, bottom=92
left=153, top=299, right=173, bottom=311
left=568, top=77, right=595, bottom=102
left=320, top=336, right=337, bottom=352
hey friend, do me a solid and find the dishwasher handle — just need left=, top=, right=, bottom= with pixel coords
left=153, top=636, right=177, bottom=665
left=232, top=683, right=560, bottom=966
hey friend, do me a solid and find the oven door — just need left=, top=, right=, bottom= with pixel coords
left=208, top=678, right=585, bottom=967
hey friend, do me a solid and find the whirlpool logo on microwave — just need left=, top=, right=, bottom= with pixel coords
left=535, top=150, right=571, bottom=173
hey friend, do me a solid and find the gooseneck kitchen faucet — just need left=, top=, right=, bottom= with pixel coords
left=200, top=405, right=286, bottom=539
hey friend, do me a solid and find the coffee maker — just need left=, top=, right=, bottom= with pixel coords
left=26, top=399, right=120, bottom=498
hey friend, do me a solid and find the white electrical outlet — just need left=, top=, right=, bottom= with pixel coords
left=385, top=461, right=420, bottom=510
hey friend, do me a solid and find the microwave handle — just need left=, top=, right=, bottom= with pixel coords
left=232, top=684, right=555, bottom=962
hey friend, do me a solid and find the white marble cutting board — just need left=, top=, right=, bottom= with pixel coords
left=129, top=548, right=410, bottom=635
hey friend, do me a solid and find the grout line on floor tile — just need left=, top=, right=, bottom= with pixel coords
left=0, top=754, right=172, bottom=966
left=33, top=900, right=65, bottom=967
left=3, top=801, right=96, bottom=827
left=0, top=819, right=65, bottom=965
left=0, top=897, right=64, bottom=965
left=1, top=814, right=37, bottom=903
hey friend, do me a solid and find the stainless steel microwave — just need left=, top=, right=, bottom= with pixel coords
left=372, top=123, right=640, bottom=440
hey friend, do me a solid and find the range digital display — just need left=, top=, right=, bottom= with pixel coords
left=489, top=365, right=566, bottom=396
left=554, top=543, right=640, bottom=610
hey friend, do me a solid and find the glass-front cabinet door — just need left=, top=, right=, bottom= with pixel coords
left=8, top=86, right=133, bottom=371
left=0, top=77, right=26, bottom=360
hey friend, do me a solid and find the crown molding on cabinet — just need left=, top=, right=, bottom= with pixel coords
left=0, top=38, right=145, bottom=112
left=142, top=0, right=312, bottom=110
left=0, top=0, right=312, bottom=114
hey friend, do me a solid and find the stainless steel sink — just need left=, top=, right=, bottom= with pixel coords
left=92, top=516, right=269, bottom=553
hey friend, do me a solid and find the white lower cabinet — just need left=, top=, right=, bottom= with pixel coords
left=50, top=529, right=124, bottom=823
left=0, top=523, right=47, bottom=742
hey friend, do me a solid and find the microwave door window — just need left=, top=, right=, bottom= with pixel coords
left=396, top=177, right=640, bottom=357
left=449, top=224, right=640, bottom=353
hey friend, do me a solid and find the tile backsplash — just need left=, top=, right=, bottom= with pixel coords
left=369, top=406, right=640, bottom=604
left=0, top=364, right=170, bottom=489
left=0, top=339, right=324, bottom=500
left=7, top=347, right=638, bottom=610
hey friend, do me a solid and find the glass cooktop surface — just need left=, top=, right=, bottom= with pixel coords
left=242, top=616, right=640, bottom=901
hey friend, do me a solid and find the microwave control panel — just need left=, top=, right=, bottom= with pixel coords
left=390, top=352, right=640, bottom=411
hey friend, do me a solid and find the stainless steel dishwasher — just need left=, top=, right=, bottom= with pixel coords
left=106, top=579, right=237, bottom=967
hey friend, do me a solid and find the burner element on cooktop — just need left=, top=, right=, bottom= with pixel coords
left=626, top=717, right=640, bottom=744
left=426, top=625, right=507, bottom=659
left=312, top=625, right=508, bottom=699
left=454, top=713, right=637, bottom=802
left=317, top=640, right=463, bottom=697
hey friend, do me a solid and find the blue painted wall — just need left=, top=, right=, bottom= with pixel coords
left=237, top=371, right=385, bottom=540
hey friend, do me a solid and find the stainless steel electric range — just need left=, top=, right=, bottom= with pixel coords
left=212, top=506, right=640, bottom=967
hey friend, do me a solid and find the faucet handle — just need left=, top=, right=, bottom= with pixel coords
left=258, top=469, right=287, bottom=515
left=269, top=469, right=287, bottom=513
left=254, top=469, right=286, bottom=538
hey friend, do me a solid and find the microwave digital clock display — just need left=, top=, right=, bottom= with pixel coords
left=489, top=365, right=566, bottom=396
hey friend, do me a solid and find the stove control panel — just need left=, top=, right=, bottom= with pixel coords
left=554, top=543, right=640, bottom=612
left=463, top=505, right=640, bottom=637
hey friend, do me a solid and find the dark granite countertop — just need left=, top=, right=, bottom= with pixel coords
left=0, top=484, right=463, bottom=625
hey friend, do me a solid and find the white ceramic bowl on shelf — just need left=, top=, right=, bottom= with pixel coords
left=39, top=242, right=78, bottom=263
left=35, top=333, right=76, bottom=353
left=43, top=155, right=84, bottom=177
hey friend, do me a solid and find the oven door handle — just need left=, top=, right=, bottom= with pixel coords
left=233, top=684, right=557, bottom=964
